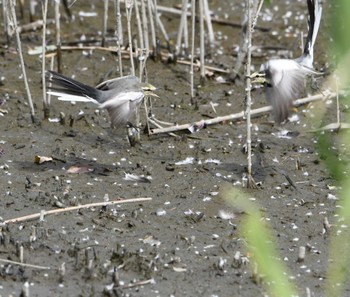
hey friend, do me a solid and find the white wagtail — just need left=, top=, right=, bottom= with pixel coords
left=252, top=0, right=323, bottom=124
left=47, top=71, right=158, bottom=128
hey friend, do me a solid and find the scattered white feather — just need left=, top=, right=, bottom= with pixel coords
left=123, top=172, right=151, bottom=183
left=175, top=157, right=195, bottom=165
left=218, top=209, right=235, bottom=220
left=204, top=159, right=221, bottom=164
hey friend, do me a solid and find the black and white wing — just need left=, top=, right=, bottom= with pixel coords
left=265, top=59, right=317, bottom=123
left=47, top=71, right=100, bottom=104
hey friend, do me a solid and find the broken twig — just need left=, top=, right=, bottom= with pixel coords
left=150, top=92, right=335, bottom=135
left=3, top=197, right=152, bottom=224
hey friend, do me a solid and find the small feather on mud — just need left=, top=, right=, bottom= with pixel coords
left=217, top=209, right=235, bottom=220
left=123, top=172, right=151, bottom=183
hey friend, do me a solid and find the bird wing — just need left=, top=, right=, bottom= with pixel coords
left=99, top=91, right=144, bottom=127
left=99, top=91, right=144, bottom=109
left=106, top=102, right=134, bottom=127
left=96, top=76, right=140, bottom=91
left=266, top=61, right=315, bottom=123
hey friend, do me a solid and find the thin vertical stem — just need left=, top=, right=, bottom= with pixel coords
left=245, top=0, right=256, bottom=188
left=2, top=0, right=9, bottom=44
left=114, top=0, right=123, bottom=76
left=190, top=0, right=196, bottom=102
left=246, top=0, right=252, bottom=177
left=126, top=0, right=138, bottom=144
left=147, top=0, right=156, bottom=54
left=183, top=1, right=188, bottom=55
left=42, top=0, right=49, bottom=118
left=232, top=15, right=248, bottom=79
left=252, top=0, right=264, bottom=31
left=176, top=0, right=188, bottom=56
left=140, top=0, right=150, bottom=57
left=202, top=0, right=214, bottom=47
left=47, top=55, right=55, bottom=109
left=126, top=0, right=135, bottom=76
left=8, top=0, right=35, bottom=121
left=149, top=0, right=169, bottom=49
left=151, top=0, right=161, bottom=57
left=199, top=0, right=205, bottom=85
left=54, top=0, right=62, bottom=73
left=139, top=49, right=148, bottom=81
left=102, top=0, right=109, bottom=47
left=29, top=0, right=36, bottom=22
left=233, top=0, right=263, bottom=80
left=134, top=0, right=144, bottom=50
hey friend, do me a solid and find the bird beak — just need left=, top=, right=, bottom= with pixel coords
left=145, top=91, right=159, bottom=98
left=141, top=83, right=159, bottom=98
left=250, top=71, right=267, bottom=84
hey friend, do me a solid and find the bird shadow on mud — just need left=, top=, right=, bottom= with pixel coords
left=13, top=156, right=117, bottom=176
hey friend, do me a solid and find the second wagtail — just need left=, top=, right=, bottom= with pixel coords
left=252, top=0, right=323, bottom=124
left=47, top=71, right=158, bottom=128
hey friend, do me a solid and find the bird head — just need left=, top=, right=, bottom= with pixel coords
left=140, top=83, right=159, bottom=97
left=251, top=63, right=272, bottom=87
left=250, top=71, right=267, bottom=84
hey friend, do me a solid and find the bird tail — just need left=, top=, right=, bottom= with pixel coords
left=47, top=70, right=101, bottom=104
left=301, top=0, right=323, bottom=67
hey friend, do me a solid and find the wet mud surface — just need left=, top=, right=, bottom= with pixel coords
left=0, top=1, right=346, bottom=296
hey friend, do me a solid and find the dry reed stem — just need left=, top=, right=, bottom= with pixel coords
left=3, top=197, right=152, bottom=225
left=149, top=92, right=335, bottom=135
left=8, top=0, right=35, bottom=121
left=0, top=258, right=51, bottom=270
left=245, top=0, right=256, bottom=188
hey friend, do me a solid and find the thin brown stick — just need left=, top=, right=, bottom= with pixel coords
left=308, top=122, right=350, bottom=132
left=2, top=0, right=9, bottom=44
left=150, top=0, right=169, bottom=44
left=175, top=0, right=188, bottom=56
left=8, top=0, right=35, bottom=122
left=252, top=0, right=264, bottom=30
left=17, top=19, right=54, bottom=33
left=190, top=0, right=196, bottom=102
left=4, top=197, right=152, bottom=225
left=102, top=0, right=109, bottom=47
left=114, top=0, right=124, bottom=76
left=115, top=0, right=124, bottom=46
left=199, top=0, right=205, bottom=84
left=147, top=0, right=156, bottom=54
left=245, top=0, right=256, bottom=188
left=0, top=258, right=51, bottom=270
left=148, top=118, right=179, bottom=138
left=140, top=0, right=149, bottom=57
left=120, top=278, right=155, bottom=289
left=202, top=0, right=214, bottom=47
left=42, top=0, right=49, bottom=119
left=149, top=92, right=335, bottom=135
left=170, top=58, right=230, bottom=73
left=54, top=0, right=62, bottom=73
left=126, top=0, right=135, bottom=75
left=134, top=0, right=144, bottom=50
